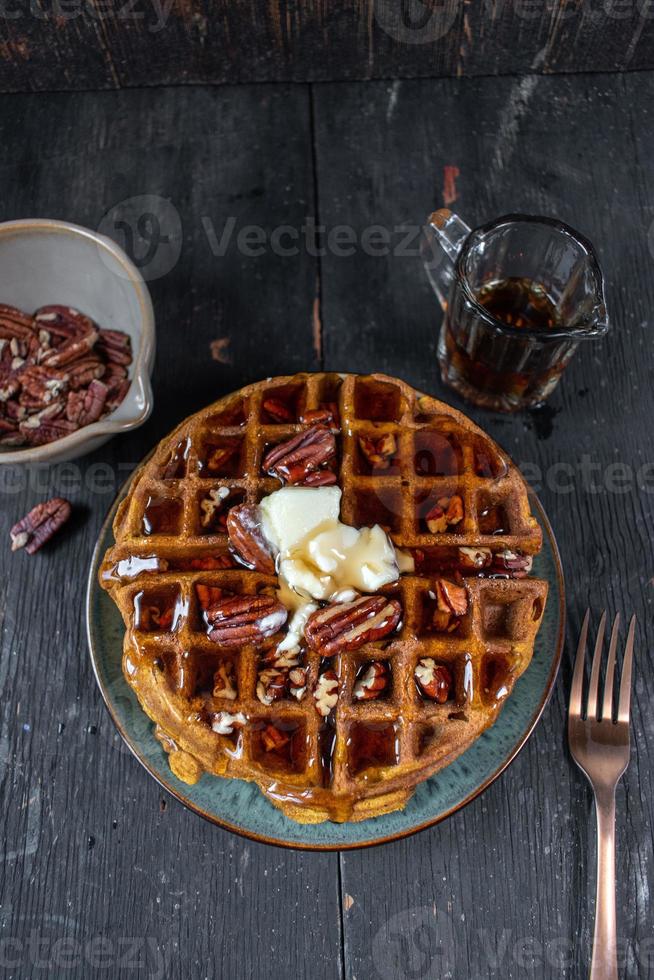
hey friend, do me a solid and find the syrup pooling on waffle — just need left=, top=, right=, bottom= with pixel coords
left=101, top=373, right=547, bottom=823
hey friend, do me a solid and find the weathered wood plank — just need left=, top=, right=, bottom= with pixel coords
left=313, top=72, right=654, bottom=978
left=1, top=1, right=654, bottom=92
left=0, top=84, right=339, bottom=980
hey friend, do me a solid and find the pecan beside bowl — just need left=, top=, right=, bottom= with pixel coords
left=0, top=219, right=155, bottom=464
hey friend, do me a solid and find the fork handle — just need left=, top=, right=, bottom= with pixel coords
left=590, top=787, right=618, bottom=980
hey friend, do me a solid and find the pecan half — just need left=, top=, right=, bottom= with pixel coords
left=262, top=425, right=336, bottom=485
left=415, top=658, right=453, bottom=703
left=204, top=594, right=287, bottom=647
left=226, top=504, right=275, bottom=574
left=37, top=306, right=98, bottom=367
left=10, top=497, right=72, bottom=554
left=358, top=432, right=396, bottom=469
left=66, top=379, right=108, bottom=426
left=313, top=670, right=339, bottom=717
left=301, top=469, right=337, bottom=487
left=262, top=397, right=295, bottom=423
left=19, top=407, right=78, bottom=447
left=353, top=661, right=389, bottom=701
left=425, top=494, right=464, bottom=533
left=96, top=328, right=132, bottom=366
left=305, top=595, right=402, bottom=657
left=299, top=403, right=340, bottom=430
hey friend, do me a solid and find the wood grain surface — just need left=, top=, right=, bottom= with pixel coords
left=0, top=73, right=652, bottom=979
left=2, top=1, right=654, bottom=93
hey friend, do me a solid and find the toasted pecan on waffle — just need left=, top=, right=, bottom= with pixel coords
left=100, top=373, right=548, bottom=823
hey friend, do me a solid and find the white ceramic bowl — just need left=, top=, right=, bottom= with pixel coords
left=0, top=219, right=155, bottom=464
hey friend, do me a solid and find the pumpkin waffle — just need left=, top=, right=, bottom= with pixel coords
left=100, top=373, right=548, bottom=823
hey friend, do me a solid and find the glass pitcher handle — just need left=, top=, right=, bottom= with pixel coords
left=421, top=209, right=471, bottom=311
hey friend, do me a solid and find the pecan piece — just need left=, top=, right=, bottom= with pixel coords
left=353, top=661, right=389, bottom=701
left=262, top=397, right=295, bottom=423
left=10, top=497, right=71, bottom=555
left=261, top=646, right=301, bottom=670
left=211, top=711, right=246, bottom=735
left=204, top=594, right=287, bottom=647
left=205, top=440, right=240, bottom=474
left=425, top=494, right=464, bottom=533
left=458, top=546, right=492, bottom=571
left=358, top=432, right=397, bottom=469
left=226, top=504, right=275, bottom=574
left=256, top=668, right=288, bottom=705
left=288, top=667, right=307, bottom=700
left=431, top=578, right=468, bottom=632
left=262, top=425, right=336, bottom=485
left=313, top=670, right=339, bottom=717
left=261, top=724, right=290, bottom=752
left=177, top=555, right=234, bottom=571
left=415, top=658, right=453, bottom=703
left=195, top=584, right=224, bottom=610
left=491, top=549, right=533, bottom=578
left=212, top=662, right=237, bottom=700
left=305, top=595, right=402, bottom=657
left=199, top=487, right=230, bottom=530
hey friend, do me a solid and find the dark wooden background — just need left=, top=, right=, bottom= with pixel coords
left=1, top=71, right=653, bottom=978
left=2, top=0, right=654, bottom=92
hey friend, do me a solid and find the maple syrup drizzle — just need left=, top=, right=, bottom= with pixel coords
left=142, top=495, right=182, bottom=535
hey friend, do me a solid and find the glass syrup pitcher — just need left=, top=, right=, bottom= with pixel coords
left=422, top=209, right=609, bottom=412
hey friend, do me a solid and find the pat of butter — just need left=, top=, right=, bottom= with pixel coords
left=260, top=485, right=407, bottom=604
left=260, top=486, right=341, bottom=552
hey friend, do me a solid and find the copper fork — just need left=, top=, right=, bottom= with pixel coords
left=568, top=611, right=636, bottom=980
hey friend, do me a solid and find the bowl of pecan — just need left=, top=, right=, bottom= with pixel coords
left=0, top=218, right=155, bottom=464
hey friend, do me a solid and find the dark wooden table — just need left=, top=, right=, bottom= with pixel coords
left=1, top=72, right=652, bottom=980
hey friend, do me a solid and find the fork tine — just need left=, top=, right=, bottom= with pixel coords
left=601, top=613, right=620, bottom=722
left=617, top=615, right=636, bottom=723
left=587, top=610, right=607, bottom=719
left=569, top=608, right=590, bottom=718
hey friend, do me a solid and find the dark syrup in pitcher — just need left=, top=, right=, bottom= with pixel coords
left=443, top=277, right=567, bottom=404
left=476, top=277, right=559, bottom=331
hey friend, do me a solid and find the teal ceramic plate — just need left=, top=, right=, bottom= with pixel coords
left=86, top=481, right=564, bottom=850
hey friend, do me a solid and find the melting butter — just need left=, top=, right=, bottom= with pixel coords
left=260, top=486, right=413, bottom=608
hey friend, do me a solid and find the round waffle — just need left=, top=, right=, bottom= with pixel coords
left=99, top=373, right=548, bottom=823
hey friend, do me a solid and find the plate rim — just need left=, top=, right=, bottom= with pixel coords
left=86, top=431, right=566, bottom=853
